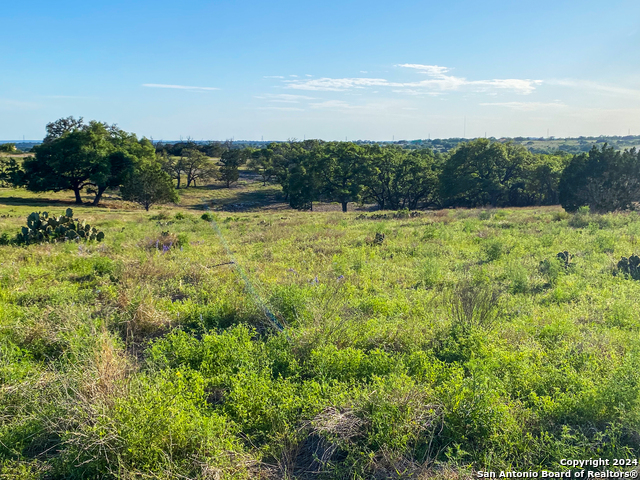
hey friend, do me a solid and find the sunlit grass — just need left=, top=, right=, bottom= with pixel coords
left=1, top=186, right=640, bottom=478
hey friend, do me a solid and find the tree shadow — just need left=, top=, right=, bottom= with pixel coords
left=182, top=184, right=288, bottom=212
left=0, top=196, right=83, bottom=207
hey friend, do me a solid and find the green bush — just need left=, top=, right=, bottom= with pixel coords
left=484, top=239, right=504, bottom=261
left=478, top=210, right=492, bottom=220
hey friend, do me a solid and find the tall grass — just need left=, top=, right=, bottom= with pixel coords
left=1, top=201, right=640, bottom=478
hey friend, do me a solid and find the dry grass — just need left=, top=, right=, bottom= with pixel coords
left=81, top=330, right=132, bottom=403
left=117, top=289, right=173, bottom=346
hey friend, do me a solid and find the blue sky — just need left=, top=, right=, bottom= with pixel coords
left=2, top=0, right=639, bottom=140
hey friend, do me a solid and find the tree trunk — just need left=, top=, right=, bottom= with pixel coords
left=73, top=187, right=83, bottom=204
left=341, top=201, right=348, bottom=212
left=176, top=175, right=181, bottom=189
left=92, top=185, right=107, bottom=206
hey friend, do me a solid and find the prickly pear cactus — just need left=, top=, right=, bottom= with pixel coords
left=615, top=254, right=640, bottom=280
left=556, top=251, right=572, bottom=268
left=15, top=209, right=105, bottom=245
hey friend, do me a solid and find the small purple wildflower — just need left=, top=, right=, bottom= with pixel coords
left=337, top=275, right=344, bottom=281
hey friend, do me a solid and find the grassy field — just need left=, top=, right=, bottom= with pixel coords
left=1, top=185, right=640, bottom=479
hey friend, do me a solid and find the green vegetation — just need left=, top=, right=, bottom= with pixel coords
left=2, top=118, right=640, bottom=478
left=6, top=119, right=640, bottom=215
left=559, top=145, right=640, bottom=213
left=120, top=161, right=179, bottom=211
left=21, top=117, right=156, bottom=205
left=13, top=208, right=105, bottom=244
left=0, top=143, right=17, bottom=153
left=2, top=195, right=640, bottom=478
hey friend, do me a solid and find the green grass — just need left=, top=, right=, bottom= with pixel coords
left=2, top=187, right=640, bottom=479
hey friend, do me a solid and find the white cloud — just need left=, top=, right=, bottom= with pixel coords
left=255, top=93, right=317, bottom=103
left=286, top=77, right=393, bottom=91
left=282, top=64, right=541, bottom=95
left=396, top=64, right=450, bottom=77
left=392, top=89, right=444, bottom=96
left=396, top=64, right=541, bottom=94
left=257, top=106, right=304, bottom=111
left=480, top=101, right=566, bottom=111
left=142, top=83, right=219, bottom=91
left=263, top=75, right=285, bottom=79
left=309, top=100, right=358, bottom=109
left=547, top=79, right=640, bottom=99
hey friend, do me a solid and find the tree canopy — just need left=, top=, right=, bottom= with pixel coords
left=120, top=161, right=178, bottom=211
left=559, top=145, right=640, bottom=213
left=23, top=119, right=154, bottom=205
left=440, top=139, right=533, bottom=208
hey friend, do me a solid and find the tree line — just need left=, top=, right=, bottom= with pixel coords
left=244, top=140, right=542, bottom=211
left=248, top=139, right=640, bottom=213
left=2, top=116, right=640, bottom=213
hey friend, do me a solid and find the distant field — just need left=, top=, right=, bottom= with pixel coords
left=1, top=184, right=640, bottom=479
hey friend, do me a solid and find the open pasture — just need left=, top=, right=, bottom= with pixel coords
left=1, top=195, right=640, bottom=479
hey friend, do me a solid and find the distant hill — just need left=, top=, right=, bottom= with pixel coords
left=3, top=135, right=640, bottom=155
left=0, top=141, right=42, bottom=152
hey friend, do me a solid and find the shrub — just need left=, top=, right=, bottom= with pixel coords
left=146, top=231, right=188, bottom=251
left=568, top=206, right=591, bottom=228
left=419, top=260, right=442, bottom=288
left=149, top=211, right=171, bottom=220
left=394, top=208, right=410, bottom=219
left=484, top=239, right=504, bottom=261
left=120, top=161, right=178, bottom=211
left=539, top=257, right=565, bottom=286
left=201, top=212, right=216, bottom=222
left=507, top=264, right=529, bottom=294
left=553, top=211, right=569, bottom=221
left=15, top=209, right=104, bottom=245
left=478, top=210, right=492, bottom=220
